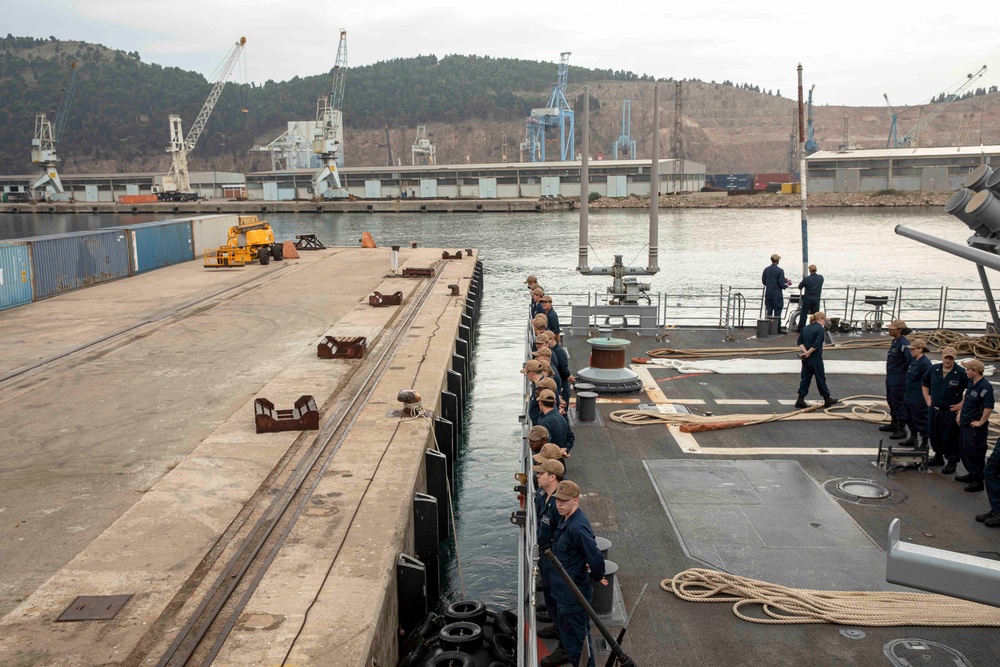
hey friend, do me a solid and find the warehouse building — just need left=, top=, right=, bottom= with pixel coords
left=246, top=158, right=705, bottom=201
left=805, top=145, right=1000, bottom=193
left=0, top=171, right=246, bottom=202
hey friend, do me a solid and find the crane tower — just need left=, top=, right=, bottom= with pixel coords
left=411, top=126, right=436, bottom=165
left=163, top=37, right=246, bottom=199
left=521, top=52, right=575, bottom=162
left=312, top=29, right=348, bottom=197
left=612, top=100, right=636, bottom=160
left=884, top=66, right=987, bottom=148
left=30, top=61, right=78, bottom=197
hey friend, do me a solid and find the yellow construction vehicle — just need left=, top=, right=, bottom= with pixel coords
left=204, top=215, right=284, bottom=268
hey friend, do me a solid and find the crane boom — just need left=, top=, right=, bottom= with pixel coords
left=184, top=36, right=246, bottom=153
left=891, top=65, right=987, bottom=148
left=53, top=61, right=78, bottom=147
left=162, top=36, right=246, bottom=198
left=312, top=29, right=348, bottom=197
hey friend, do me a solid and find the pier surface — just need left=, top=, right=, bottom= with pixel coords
left=0, top=245, right=478, bottom=666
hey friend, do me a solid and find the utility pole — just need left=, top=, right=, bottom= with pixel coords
left=797, top=64, right=809, bottom=280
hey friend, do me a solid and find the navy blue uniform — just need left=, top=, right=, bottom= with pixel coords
left=552, top=343, right=572, bottom=404
left=796, top=273, right=824, bottom=332
left=885, top=336, right=912, bottom=422
left=535, top=488, right=561, bottom=628
left=923, top=363, right=967, bottom=461
left=550, top=509, right=606, bottom=667
left=761, top=263, right=787, bottom=319
left=545, top=306, right=561, bottom=338
left=903, top=355, right=932, bottom=439
left=528, top=386, right=542, bottom=425
left=796, top=322, right=830, bottom=399
left=960, top=377, right=994, bottom=479
left=539, top=409, right=575, bottom=452
left=985, top=438, right=1000, bottom=515
left=531, top=300, right=545, bottom=318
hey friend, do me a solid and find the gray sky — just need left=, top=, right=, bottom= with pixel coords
left=5, top=0, right=999, bottom=108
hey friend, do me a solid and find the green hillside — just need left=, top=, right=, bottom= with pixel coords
left=0, top=35, right=651, bottom=173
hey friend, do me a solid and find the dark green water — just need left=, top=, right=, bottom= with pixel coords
left=0, top=208, right=984, bottom=609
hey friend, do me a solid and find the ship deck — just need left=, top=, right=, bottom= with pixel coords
left=550, top=326, right=1000, bottom=667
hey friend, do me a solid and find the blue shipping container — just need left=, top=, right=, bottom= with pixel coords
left=29, top=230, right=131, bottom=299
left=0, top=242, right=33, bottom=310
left=127, top=220, right=194, bottom=274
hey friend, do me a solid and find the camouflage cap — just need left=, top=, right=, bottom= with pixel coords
left=962, top=358, right=986, bottom=374
left=520, top=359, right=543, bottom=374
left=537, top=388, right=557, bottom=404
left=531, top=287, right=545, bottom=297
left=534, top=377, right=558, bottom=392
left=941, top=346, right=958, bottom=358
left=533, top=313, right=549, bottom=325
left=527, top=425, right=550, bottom=442
left=532, top=347, right=553, bottom=358
left=906, top=338, right=929, bottom=351
left=525, top=275, right=538, bottom=284
left=539, top=295, right=553, bottom=303
left=532, top=442, right=565, bottom=462
left=888, top=319, right=907, bottom=330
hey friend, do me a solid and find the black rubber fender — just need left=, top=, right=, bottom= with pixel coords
left=444, top=600, right=487, bottom=627
left=397, top=639, right=427, bottom=667
left=401, top=612, right=440, bottom=657
left=424, top=650, right=473, bottom=667
left=488, top=633, right=516, bottom=665
left=438, top=621, right=484, bottom=653
left=491, top=609, right=516, bottom=638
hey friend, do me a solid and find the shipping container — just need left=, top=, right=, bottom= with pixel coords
left=118, top=194, right=159, bottom=204
left=126, top=220, right=194, bottom=274
left=781, top=183, right=802, bottom=194
left=709, top=173, right=753, bottom=190
left=0, top=242, right=33, bottom=310
left=191, top=214, right=239, bottom=258
left=753, top=172, right=792, bottom=190
left=28, top=230, right=131, bottom=299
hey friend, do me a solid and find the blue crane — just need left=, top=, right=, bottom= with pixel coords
left=884, top=66, right=987, bottom=148
left=805, top=85, right=819, bottom=154
left=613, top=100, right=636, bottom=160
left=30, top=61, right=78, bottom=196
left=520, top=53, right=575, bottom=162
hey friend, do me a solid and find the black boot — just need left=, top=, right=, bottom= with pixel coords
left=927, top=453, right=945, bottom=466
left=794, top=396, right=808, bottom=408
left=889, top=425, right=909, bottom=441
left=823, top=396, right=839, bottom=408
left=879, top=419, right=897, bottom=433
left=918, top=436, right=929, bottom=451
left=899, top=428, right=917, bottom=446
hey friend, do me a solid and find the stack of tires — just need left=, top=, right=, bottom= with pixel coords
left=397, top=601, right=517, bottom=667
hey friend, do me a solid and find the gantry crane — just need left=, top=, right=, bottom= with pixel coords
left=312, top=29, right=347, bottom=198
left=161, top=36, right=246, bottom=201
left=884, top=66, right=987, bottom=149
left=30, top=61, right=78, bottom=198
left=520, top=52, right=575, bottom=162
left=613, top=100, right=636, bottom=160
left=805, top=85, right=819, bottom=154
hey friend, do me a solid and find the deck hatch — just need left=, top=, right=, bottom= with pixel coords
left=56, top=594, right=132, bottom=622
left=645, top=459, right=907, bottom=591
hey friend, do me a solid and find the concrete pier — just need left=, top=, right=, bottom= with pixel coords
left=0, top=197, right=574, bottom=216
left=0, top=245, right=480, bottom=666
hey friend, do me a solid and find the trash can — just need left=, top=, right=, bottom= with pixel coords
left=592, top=560, right=618, bottom=615
left=576, top=392, right=598, bottom=423
left=756, top=319, right=770, bottom=339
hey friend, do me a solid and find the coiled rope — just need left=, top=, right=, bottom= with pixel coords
left=661, top=568, right=1000, bottom=626
left=923, top=330, right=1000, bottom=361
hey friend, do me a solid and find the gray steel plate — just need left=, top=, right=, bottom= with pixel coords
left=56, top=594, right=132, bottom=622
left=644, top=459, right=907, bottom=591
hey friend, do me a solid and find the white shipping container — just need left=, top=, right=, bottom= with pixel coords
left=191, top=214, right=240, bottom=257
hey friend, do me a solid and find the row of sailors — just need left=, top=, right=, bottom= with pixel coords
left=522, top=275, right=604, bottom=667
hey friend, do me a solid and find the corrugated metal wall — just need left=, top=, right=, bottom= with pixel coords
left=191, top=215, right=237, bottom=257
left=127, top=221, right=194, bottom=274
left=30, top=230, right=130, bottom=299
left=0, top=243, right=33, bottom=310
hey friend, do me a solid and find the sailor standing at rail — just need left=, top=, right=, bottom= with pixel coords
left=901, top=338, right=933, bottom=449
left=537, top=389, right=575, bottom=456
left=537, top=331, right=575, bottom=407
left=794, top=311, right=837, bottom=408
left=880, top=319, right=912, bottom=440
left=521, top=359, right=546, bottom=423
left=540, top=294, right=561, bottom=343
left=532, top=458, right=566, bottom=646
left=543, top=480, right=607, bottom=667
left=761, top=253, right=790, bottom=334
left=531, top=287, right=546, bottom=318
left=922, top=346, right=967, bottom=472
left=796, top=264, right=824, bottom=333
left=956, top=359, right=993, bottom=493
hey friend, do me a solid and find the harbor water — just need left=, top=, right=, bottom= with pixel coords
left=0, top=207, right=987, bottom=610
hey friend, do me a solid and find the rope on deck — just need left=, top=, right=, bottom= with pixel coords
left=609, top=394, right=892, bottom=432
left=661, top=568, right=1000, bottom=626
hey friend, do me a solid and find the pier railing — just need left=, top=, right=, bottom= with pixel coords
left=552, top=284, right=991, bottom=335
left=518, top=320, right=540, bottom=667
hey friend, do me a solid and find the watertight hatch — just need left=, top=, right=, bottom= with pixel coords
left=56, top=595, right=132, bottom=622
left=836, top=480, right=891, bottom=499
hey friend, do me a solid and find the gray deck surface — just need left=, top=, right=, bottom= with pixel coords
left=560, top=327, right=1000, bottom=667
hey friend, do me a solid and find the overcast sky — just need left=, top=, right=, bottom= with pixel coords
left=5, top=1, right=999, bottom=108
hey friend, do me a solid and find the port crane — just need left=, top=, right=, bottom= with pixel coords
left=612, top=100, right=636, bottom=159
left=30, top=61, right=78, bottom=198
left=805, top=85, right=819, bottom=154
left=520, top=52, right=575, bottom=162
left=312, top=29, right=347, bottom=197
left=162, top=36, right=246, bottom=200
left=884, top=65, right=987, bottom=148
